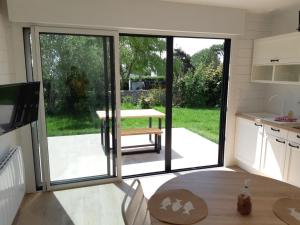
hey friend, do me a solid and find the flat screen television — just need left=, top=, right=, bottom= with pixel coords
left=0, top=82, right=40, bottom=136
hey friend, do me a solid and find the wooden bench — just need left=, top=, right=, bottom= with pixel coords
left=121, top=128, right=162, bottom=154
left=121, top=128, right=162, bottom=136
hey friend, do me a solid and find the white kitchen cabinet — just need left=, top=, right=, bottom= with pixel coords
left=284, top=142, right=300, bottom=187
left=264, top=124, right=288, bottom=139
left=235, top=117, right=263, bottom=170
left=251, top=32, right=300, bottom=84
left=261, top=134, right=287, bottom=181
left=284, top=131, right=300, bottom=187
left=251, top=65, right=273, bottom=83
left=253, top=32, right=300, bottom=65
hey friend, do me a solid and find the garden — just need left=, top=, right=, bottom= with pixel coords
left=40, top=35, right=224, bottom=144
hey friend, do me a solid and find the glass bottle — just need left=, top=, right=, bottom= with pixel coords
left=237, top=179, right=252, bottom=215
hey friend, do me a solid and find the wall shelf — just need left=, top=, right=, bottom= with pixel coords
left=252, top=64, right=300, bottom=85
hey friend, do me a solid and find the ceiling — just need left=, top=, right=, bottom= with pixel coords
left=160, top=0, right=300, bottom=13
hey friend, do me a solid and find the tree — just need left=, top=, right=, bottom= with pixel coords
left=40, top=34, right=107, bottom=114
left=191, top=44, right=224, bottom=69
left=174, top=48, right=194, bottom=74
left=119, top=36, right=166, bottom=89
left=173, top=48, right=194, bottom=83
left=173, top=44, right=224, bottom=107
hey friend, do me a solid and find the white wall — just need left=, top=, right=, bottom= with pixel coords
left=262, top=6, right=300, bottom=118
left=0, top=0, right=17, bottom=155
left=0, top=0, right=36, bottom=193
left=270, top=5, right=300, bottom=35
left=264, top=84, right=300, bottom=117
left=7, top=0, right=245, bottom=35
left=224, top=13, right=272, bottom=165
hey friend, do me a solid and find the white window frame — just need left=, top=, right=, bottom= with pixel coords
left=31, top=26, right=121, bottom=191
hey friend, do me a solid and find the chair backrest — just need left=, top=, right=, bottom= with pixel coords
left=122, top=179, right=151, bottom=225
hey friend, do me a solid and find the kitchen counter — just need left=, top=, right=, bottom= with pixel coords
left=236, top=112, right=300, bottom=133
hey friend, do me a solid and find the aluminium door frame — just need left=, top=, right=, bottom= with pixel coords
left=31, top=26, right=121, bottom=191
left=119, top=34, right=230, bottom=178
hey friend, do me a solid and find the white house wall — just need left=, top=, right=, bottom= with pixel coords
left=225, top=13, right=271, bottom=166
left=270, top=4, right=300, bottom=36
left=7, top=0, right=245, bottom=35
left=0, top=0, right=36, bottom=193
left=0, top=0, right=17, bottom=155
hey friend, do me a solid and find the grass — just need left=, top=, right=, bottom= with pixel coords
left=46, top=105, right=220, bottom=143
left=46, top=114, right=101, bottom=137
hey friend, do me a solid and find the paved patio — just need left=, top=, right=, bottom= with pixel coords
left=48, top=128, right=218, bottom=181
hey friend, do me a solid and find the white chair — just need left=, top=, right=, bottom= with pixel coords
left=122, top=179, right=152, bottom=225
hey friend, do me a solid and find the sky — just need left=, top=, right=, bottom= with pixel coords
left=174, top=38, right=224, bottom=56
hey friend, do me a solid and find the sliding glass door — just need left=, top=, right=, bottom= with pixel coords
left=119, top=35, right=167, bottom=176
left=119, top=35, right=230, bottom=176
left=33, top=27, right=120, bottom=188
left=29, top=28, right=230, bottom=186
left=171, top=37, right=227, bottom=170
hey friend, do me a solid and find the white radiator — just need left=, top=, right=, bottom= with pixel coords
left=0, top=147, right=25, bottom=225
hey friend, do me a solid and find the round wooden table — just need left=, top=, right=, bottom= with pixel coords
left=150, top=170, right=300, bottom=225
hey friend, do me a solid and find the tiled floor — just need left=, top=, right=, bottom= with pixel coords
left=48, top=128, right=218, bottom=181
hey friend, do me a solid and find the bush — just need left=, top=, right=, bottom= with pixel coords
left=121, top=95, right=134, bottom=104
left=200, top=65, right=223, bottom=107
left=173, top=64, right=222, bottom=107
left=147, top=88, right=166, bottom=106
left=139, top=95, right=152, bottom=109
left=137, top=88, right=165, bottom=109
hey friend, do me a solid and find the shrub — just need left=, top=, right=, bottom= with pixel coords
left=122, top=95, right=134, bottom=104
left=147, top=88, right=166, bottom=106
left=139, top=95, right=152, bottom=109
left=173, top=64, right=223, bottom=108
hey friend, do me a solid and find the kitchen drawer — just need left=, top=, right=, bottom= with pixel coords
left=264, top=124, right=288, bottom=139
left=288, top=131, right=300, bottom=144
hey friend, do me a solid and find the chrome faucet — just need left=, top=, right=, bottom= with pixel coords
left=267, top=94, right=286, bottom=116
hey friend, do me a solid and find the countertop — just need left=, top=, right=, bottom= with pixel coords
left=236, top=112, right=300, bottom=133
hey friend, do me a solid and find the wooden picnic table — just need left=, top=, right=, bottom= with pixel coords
left=96, top=109, right=165, bottom=119
left=96, top=109, right=165, bottom=154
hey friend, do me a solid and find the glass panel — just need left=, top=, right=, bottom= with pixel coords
left=119, top=36, right=166, bottom=176
left=171, top=38, right=224, bottom=170
left=274, top=65, right=300, bottom=82
left=39, top=33, right=116, bottom=183
left=252, top=65, right=273, bottom=81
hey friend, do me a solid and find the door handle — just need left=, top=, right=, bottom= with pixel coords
left=270, top=59, right=279, bottom=62
left=254, top=123, right=262, bottom=127
left=276, top=139, right=285, bottom=144
left=289, top=143, right=299, bottom=149
left=271, top=127, right=280, bottom=132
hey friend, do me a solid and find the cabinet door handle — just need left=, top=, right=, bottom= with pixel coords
left=289, top=143, right=299, bottom=149
left=276, top=139, right=285, bottom=144
left=271, top=127, right=280, bottom=132
left=254, top=123, right=262, bottom=127
left=270, top=59, right=279, bottom=62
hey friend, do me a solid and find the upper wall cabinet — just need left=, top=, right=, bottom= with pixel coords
left=251, top=32, right=300, bottom=84
left=253, top=32, right=300, bottom=65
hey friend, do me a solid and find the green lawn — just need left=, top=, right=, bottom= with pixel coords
left=46, top=106, right=220, bottom=143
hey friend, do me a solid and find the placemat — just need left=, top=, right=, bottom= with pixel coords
left=273, top=198, right=300, bottom=225
left=148, top=189, right=208, bottom=225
